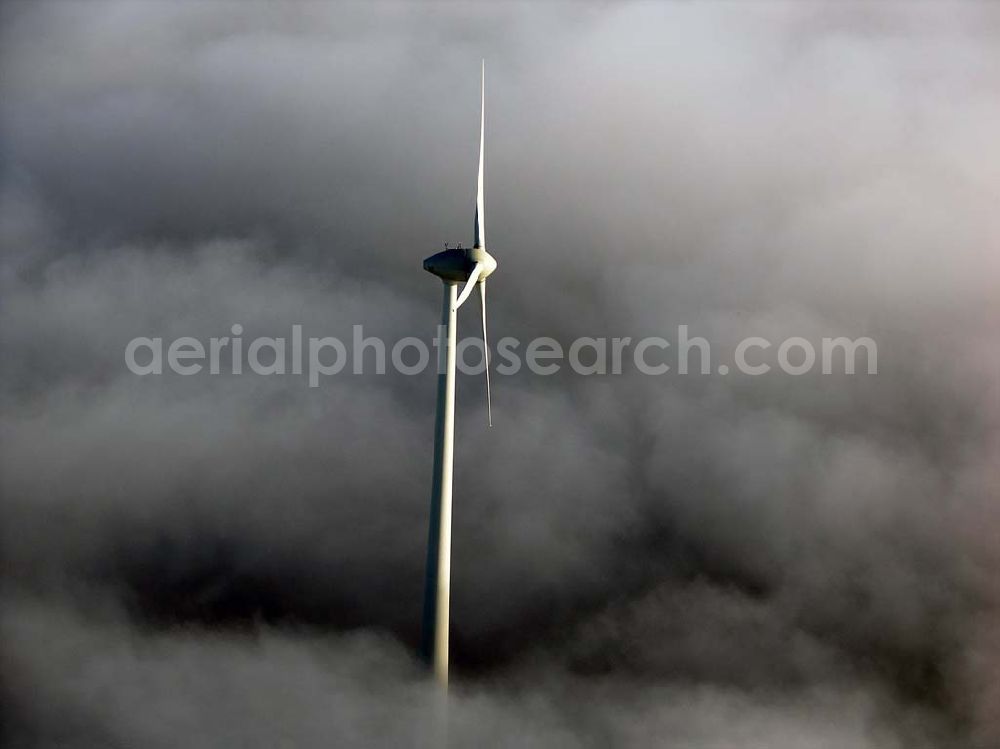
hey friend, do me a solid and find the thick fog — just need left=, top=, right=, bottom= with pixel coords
left=2, top=2, right=998, bottom=747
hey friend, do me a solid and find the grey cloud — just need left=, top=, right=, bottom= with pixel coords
left=2, top=2, right=998, bottom=747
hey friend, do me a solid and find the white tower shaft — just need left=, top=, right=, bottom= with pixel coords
left=422, top=281, right=458, bottom=686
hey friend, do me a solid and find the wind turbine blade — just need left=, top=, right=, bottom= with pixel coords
left=474, top=60, right=485, bottom=249
left=454, top=262, right=483, bottom=309
left=480, top=280, right=492, bottom=427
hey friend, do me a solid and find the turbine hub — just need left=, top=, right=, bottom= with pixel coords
left=467, top=246, right=497, bottom=280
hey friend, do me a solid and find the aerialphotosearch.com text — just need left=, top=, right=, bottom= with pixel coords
left=125, top=325, right=877, bottom=386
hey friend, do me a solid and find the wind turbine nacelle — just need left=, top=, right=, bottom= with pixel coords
left=423, top=248, right=475, bottom=283
left=424, top=247, right=498, bottom=284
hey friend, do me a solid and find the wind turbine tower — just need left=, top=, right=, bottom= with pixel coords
left=421, top=61, right=497, bottom=687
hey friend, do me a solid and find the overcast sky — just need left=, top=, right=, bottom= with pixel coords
left=2, top=2, right=999, bottom=747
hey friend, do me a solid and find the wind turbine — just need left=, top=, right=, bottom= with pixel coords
left=421, top=61, right=497, bottom=687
